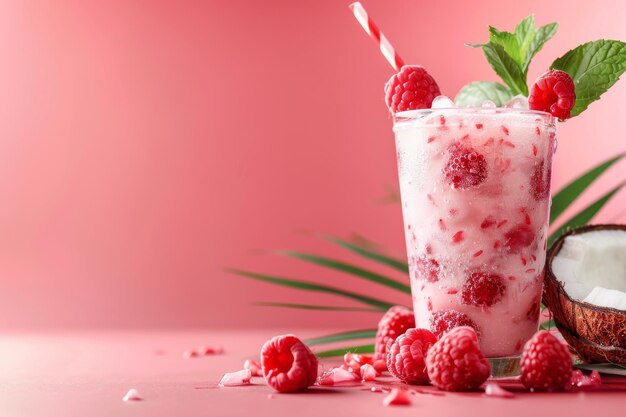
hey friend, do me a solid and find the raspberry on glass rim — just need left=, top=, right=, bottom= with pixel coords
left=384, top=65, right=441, bottom=113
left=528, top=70, right=576, bottom=120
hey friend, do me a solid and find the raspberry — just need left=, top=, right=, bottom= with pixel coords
left=414, top=256, right=440, bottom=282
left=386, top=328, right=437, bottom=384
left=503, top=224, right=535, bottom=253
left=430, top=309, right=480, bottom=338
left=530, top=159, right=551, bottom=200
left=425, top=326, right=491, bottom=391
left=374, top=306, right=416, bottom=360
left=260, top=334, right=318, bottom=393
left=529, top=70, right=576, bottom=120
left=443, top=143, right=487, bottom=190
left=461, top=271, right=505, bottom=307
left=520, top=331, right=573, bottom=391
left=384, top=65, right=441, bottom=113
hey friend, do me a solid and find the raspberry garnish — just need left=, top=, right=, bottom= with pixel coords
left=386, top=328, right=438, bottom=384
left=530, top=159, right=552, bottom=200
left=374, top=306, right=416, bottom=360
left=414, top=256, right=441, bottom=282
left=384, top=65, right=441, bottom=113
left=429, top=309, right=480, bottom=338
left=260, top=334, right=318, bottom=393
left=520, top=330, right=573, bottom=392
left=503, top=224, right=535, bottom=253
left=528, top=70, right=576, bottom=120
left=443, top=143, right=488, bottom=190
left=425, top=326, right=491, bottom=391
left=461, top=271, right=506, bottom=307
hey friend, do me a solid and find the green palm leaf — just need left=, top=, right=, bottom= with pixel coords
left=322, top=235, right=409, bottom=273
left=228, top=269, right=395, bottom=310
left=548, top=182, right=625, bottom=247
left=550, top=153, right=625, bottom=223
left=255, top=302, right=380, bottom=313
left=306, top=329, right=377, bottom=346
left=314, top=344, right=375, bottom=358
left=277, top=251, right=411, bottom=293
left=539, top=319, right=556, bottom=330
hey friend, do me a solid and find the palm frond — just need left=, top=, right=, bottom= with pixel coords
left=228, top=269, right=395, bottom=310
left=305, top=329, right=377, bottom=346
left=277, top=251, right=411, bottom=293
left=550, top=153, right=624, bottom=223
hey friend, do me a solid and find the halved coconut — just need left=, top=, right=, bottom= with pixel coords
left=544, top=224, right=626, bottom=364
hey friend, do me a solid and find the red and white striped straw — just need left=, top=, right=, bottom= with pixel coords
left=349, top=2, right=404, bottom=71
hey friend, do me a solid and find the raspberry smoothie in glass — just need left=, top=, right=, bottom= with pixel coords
left=393, top=103, right=555, bottom=365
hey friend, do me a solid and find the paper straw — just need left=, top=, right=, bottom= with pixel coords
left=349, top=2, right=405, bottom=71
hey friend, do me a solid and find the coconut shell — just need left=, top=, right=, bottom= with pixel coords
left=544, top=224, right=626, bottom=365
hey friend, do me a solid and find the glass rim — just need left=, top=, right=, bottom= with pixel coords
left=393, top=107, right=554, bottom=123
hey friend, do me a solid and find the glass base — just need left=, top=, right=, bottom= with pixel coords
left=489, top=356, right=520, bottom=378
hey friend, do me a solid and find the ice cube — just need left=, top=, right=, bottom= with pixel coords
left=484, top=383, right=514, bottom=398
left=243, top=359, right=263, bottom=376
left=122, top=388, right=143, bottom=402
left=481, top=100, right=496, bottom=108
left=218, top=369, right=252, bottom=387
left=360, top=364, right=377, bottom=381
left=431, top=95, right=456, bottom=109
left=317, top=367, right=361, bottom=386
left=505, top=95, right=529, bottom=109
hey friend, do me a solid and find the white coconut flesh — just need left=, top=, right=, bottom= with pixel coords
left=551, top=229, right=626, bottom=311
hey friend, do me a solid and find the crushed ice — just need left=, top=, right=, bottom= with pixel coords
left=243, top=359, right=263, bottom=376
left=122, top=388, right=143, bottom=402
left=431, top=95, right=457, bottom=109
left=317, top=367, right=361, bottom=386
left=218, top=369, right=252, bottom=387
left=484, top=382, right=515, bottom=398
left=505, top=95, right=529, bottom=109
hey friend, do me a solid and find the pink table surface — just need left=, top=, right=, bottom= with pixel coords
left=0, top=330, right=625, bottom=417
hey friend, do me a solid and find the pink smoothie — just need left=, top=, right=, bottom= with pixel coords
left=393, top=107, right=555, bottom=357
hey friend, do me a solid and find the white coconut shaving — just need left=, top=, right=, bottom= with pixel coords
left=552, top=229, right=626, bottom=311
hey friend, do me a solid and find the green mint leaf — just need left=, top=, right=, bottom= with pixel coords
left=465, top=43, right=485, bottom=48
left=551, top=40, right=626, bottom=116
left=455, top=81, right=514, bottom=107
left=489, top=26, right=522, bottom=65
left=524, top=22, right=558, bottom=73
left=515, top=14, right=536, bottom=60
left=482, top=43, right=529, bottom=95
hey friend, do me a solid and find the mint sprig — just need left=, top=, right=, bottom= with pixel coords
left=459, top=15, right=626, bottom=119
left=455, top=81, right=513, bottom=107
left=459, top=15, right=558, bottom=106
left=551, top=40, right=626, bottom=116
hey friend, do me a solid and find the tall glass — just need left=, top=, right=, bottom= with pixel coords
left=393, top=108, right=555, bottom=372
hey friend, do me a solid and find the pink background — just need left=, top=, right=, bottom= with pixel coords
left=0, top=0, right=624, bottom=330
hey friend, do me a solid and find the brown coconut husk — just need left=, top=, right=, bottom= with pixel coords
left=544, top=224, right=626, bottom=365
